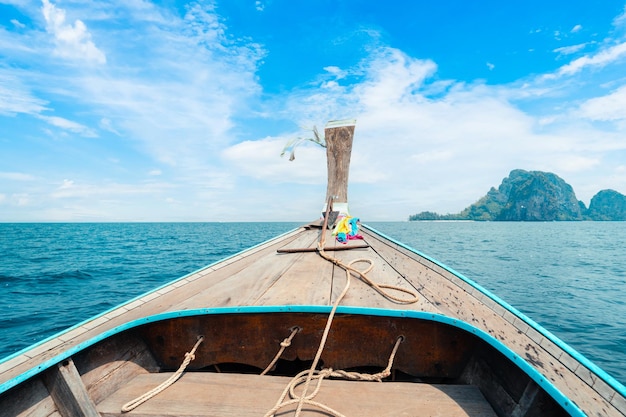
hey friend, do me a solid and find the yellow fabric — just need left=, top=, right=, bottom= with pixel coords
left=332, top=216, right=353, bottom=236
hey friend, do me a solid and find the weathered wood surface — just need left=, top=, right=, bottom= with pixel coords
left=98, top=372, right=497, bottom=417
left=42, top=358, right=99, bottom=417
left=324, top=120, right=355, bottom=207
left=1, top=224, right=624, bottom=417
left=138, top=313, right=477, bottom=378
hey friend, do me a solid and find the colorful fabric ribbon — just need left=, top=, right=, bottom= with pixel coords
left=333, top=216, right=363, bottom=243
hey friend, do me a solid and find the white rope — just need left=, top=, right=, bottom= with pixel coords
left=121, top=336, right=204, bottom=413
left=264, top=336, right=404, bottom=417
left=261, top=327, right=300, bottom=376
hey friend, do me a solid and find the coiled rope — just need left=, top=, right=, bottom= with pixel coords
left=121, top=335, right=204, bottom=413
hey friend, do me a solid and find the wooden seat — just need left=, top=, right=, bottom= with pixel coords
left=97, top=371, right=497, bottom=416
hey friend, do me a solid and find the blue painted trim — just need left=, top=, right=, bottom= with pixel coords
left=362, top=223, right=626, bottom=399
left=0, top=226, right=302, bottom=367
left=0, top=305, right=586, bottom=415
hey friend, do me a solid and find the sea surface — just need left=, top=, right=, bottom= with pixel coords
left=0, top=221, right=624, bottom=387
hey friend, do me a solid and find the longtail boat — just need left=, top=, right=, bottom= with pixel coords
left=1, top=120, right=625, bottom=417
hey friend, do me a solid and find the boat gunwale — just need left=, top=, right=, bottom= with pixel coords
left=363, top=222, right=626, bottom=399
left=0, top=305, right=586, bottom=416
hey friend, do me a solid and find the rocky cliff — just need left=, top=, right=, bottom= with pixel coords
left=409, top=170, right=626, bottom=221
left=496, top=170, right=584, bottom=221
left=586, top=189, right=626, bottom=221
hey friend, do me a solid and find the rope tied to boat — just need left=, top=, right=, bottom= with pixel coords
left=264, top=336, right=404, bottom=417
left=261, top=327, right=301, bottom=376
left=121, top=335, right=204, bottom=413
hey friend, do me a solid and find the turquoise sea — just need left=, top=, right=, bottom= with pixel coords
left=0, top=221, right=624, bottom=387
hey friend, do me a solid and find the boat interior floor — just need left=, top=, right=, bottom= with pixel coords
left=98, top=371, right=497, bottom=417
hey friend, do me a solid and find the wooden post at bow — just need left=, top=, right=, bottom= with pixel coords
left=323, top=119, right=356, bottom=217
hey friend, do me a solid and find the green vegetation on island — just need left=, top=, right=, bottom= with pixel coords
left=409, top=169, right=626, bottom=221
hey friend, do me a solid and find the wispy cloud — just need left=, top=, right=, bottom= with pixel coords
left=543, top=41, right=626, bottom=79
left=37, top=115, right=98, bottom=137
left=0, top=72, right=49, bottom=115
left=0, top=172, right=37, bottom=181
left=11, top=19, right=26, bottom=29
left=553, top=42, right=588, bottom=56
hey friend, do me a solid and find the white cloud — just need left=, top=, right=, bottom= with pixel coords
left=50, top=179, right=170, bottom=199
left=11, top=193, right=30, bottom=207
left=11, top=19, right=26, bottom=29
left=552, top=155, right=600, bottom=172
left=99, top=118, right=121, bottom=135
left=357, top=48, right=437, bottom=107
left=222, top=136, right=326, bottom=184
left=571, top=24, right=582, bottom=33
left=0, top=73, right=49, bottom=115
left=545, top=41, right=626, bottom=79
left=41, top=0, right=106, bottom=64
left=553, top=43, right=588, bottom=56
left=324, top=66, right=346, bottom=78
left=410, top=150, right=454, bottom=164
left=59, top=179, right=74, bottom=189
left=577, top=84, right=626, bottom=121
left=37, top=115, right=98, bottom=137
left=613, top=7, right=626, bottom=29
left=0, top=172, right=36, bottom=181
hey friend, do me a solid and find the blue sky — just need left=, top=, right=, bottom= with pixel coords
left=1, top=0, right=626, bottom=222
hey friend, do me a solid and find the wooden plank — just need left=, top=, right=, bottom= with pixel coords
left=75, top=332, right=160, bottom=405
left=254, top=250, right=335, bottom=306
left=276, top=243, right=369, bottom=253
left=42, top=357, right=100, bottom=417
left=0, top=376, right=59, bottom=417
left=97, top=372, right=497, bottom=417
left=173, top=229, right=321, bottom=309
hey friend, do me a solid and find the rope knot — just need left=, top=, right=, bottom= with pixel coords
left=121, top=336, right=204, bottom=413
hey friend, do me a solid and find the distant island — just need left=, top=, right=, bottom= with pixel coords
left=409, top=169, right=626, bottom=221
